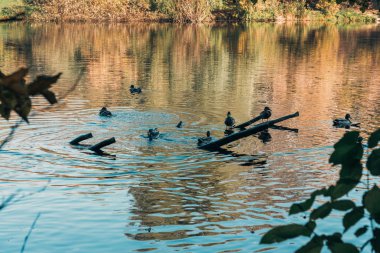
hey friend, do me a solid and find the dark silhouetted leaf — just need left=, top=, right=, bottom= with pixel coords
left=363, top=185, right=380, bottom=224
left=295, top=236, right=324, bottom=253
left=260, top=224, right=311, bottom=244
left=330, top=179, right=359, bottom=200
left=368, top=129, right=380, bottom=148
left=27, top=73, right=62, bottom=95
left=328, top=242, right=359, bottom=253
left=367, top=149, right=380, bottom=176
left=340, top=160, right=362, bottom=181
left=305, top=221, right=316, bottom=232
left=329, top=132, right=363, bottom=165
left=14, top=96, right=31, bottom=123
left=41, top=90, right=57, bottom=104
left=310, top=202, right=332, bottom=220
left=332, top=200, right=355, bottom=211
left=343, top=206, right=364, bottom=232
left=290, top=197, right=315, bottom=215
left=326, top=233, right=343, bottom=244
left=371, top=228, right=380, bottom=252
left=0, top=104, right=11, bottom=120
left=354, top=226, right=368, bottom=237
left=0, top=68, right=28, bottom=96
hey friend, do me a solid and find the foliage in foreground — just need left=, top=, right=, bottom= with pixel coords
left=260, top=129, right=380, bottom=252
left=0, top=68, right=61, bottom=123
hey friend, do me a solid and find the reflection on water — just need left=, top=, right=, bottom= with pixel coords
left=0, top=22, right=379, bottom=252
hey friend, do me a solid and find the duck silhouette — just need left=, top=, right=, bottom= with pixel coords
left=198, top=131, right=212, bottom=146
left=176, top=121, right=183, bottom=128
left=224, top=112, right=235, bottom=130
left=99, top=107, right=112, bottom=117
left=333, top=114, right=360, bottom=128
left=130, top=85, right=142, bottom=94
left=260, top=107, right=272, bottom=122
left=147, top=128, right=160, bottom=140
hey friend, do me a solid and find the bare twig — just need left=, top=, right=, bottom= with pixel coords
left=20, top=213, right=41, bottom=253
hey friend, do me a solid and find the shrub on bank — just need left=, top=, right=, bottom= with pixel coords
left=1, top=0, right=377, bottom=23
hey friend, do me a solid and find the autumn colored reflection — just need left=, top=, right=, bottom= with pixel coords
left=0, top=22, right=379, bottom=252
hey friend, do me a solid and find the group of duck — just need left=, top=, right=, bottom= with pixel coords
left=99, top=84, right=359, bottom=146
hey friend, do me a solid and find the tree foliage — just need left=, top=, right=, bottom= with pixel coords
left=0, top=68, right=61, bottom=123
left=260, top=130, right=380, bottom=252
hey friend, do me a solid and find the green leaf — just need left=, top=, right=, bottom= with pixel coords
left=368, top=129, right=380, bottom=148
left=330, top=179, right=359, bottom=200
left=295, top=236, right=324, bottom=253
left=329, top=131, right=363, bottom=165
left=371, top=228, right=380, bottom=252
left=328, top=242, right=359, bottom=253
left=332, top=200, right=355, bottom=211
left=310, top=202, right=332, bottom=220
left=340, top=160, right=362, bottom=181
left=343, top=206, right=364, bottom=232
left=289, top=189, right=330, bottom=215
left=289, top=197, right=315, bottom=215
left=367, top=149, right=380, bottom=176
left=260, top=224, right=311, bottom=244
left=363, top=185, right=380, bottom=223
left=354, top=226, right=368, bottom=237
left=305, top=221, right=316, bottom=232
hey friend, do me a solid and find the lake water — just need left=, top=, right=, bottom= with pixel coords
left=0, top=22, right=379, bottom=252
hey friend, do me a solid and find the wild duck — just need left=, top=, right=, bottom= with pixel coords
left=260, top=107, right=272, bottom=122
left=130, top=85, right=142, bottom=94
left=198, top=131, right=212, bottom=146
left=224, top=112, right=235, bottom=130
left=176, top=121, right=183, bottom=128
left=99, top=107, right=112, bottom=117
left=147, top=128, right=160, bottom=140
left=333, top=114, right=360, bottom=128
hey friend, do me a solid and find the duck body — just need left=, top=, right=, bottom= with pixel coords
left=99, top=107, right=112, bottom=117
left=224, top=112, right=235, bottom=129
left=198, top=131, right=212, bottom=146
left=147, top=128, right=160, bottom=140
left=130, top=85, right=142, bottom=94
left=333, top=114, right=360, bottom=128
left=260, top=107, right=272, bottom=122
left=176, top=121, right=183, bottom=128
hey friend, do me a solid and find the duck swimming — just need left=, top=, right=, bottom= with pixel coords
left=130, top=85, right=142, bottom=94
left=260, top=107, right=272, bottom=122
left=198, top=131, right=212, bottom=146
left=147, top=128, right=160, bottom=140
left=176, top=121, right=183, bottom=128
left=224, top=112, right=235, bottom=130
left=99, top=107, right=112, bottom=117
left=333, top=113, right=360, bottom=128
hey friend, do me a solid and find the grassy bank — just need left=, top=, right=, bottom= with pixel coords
left=0, top=0, right=378, bottom=23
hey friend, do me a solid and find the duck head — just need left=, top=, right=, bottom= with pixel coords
left=101, top=107, right=107, bottom=111
left=130, top=85, right=135, bottom=89
left=227, top=111, right=231, bottom=117
left=264, top=106, right=271, bottom=111
left=345, top=114, right=351, bottom=120
left=206, top=131, right=211, bottom=137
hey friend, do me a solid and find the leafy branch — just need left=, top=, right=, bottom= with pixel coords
left=0, top=67, right=84, bottom=150
left=260, top=129, right=380, bottom=253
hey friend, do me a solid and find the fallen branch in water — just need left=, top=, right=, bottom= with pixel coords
left=199, top=112, right=299, bottom=150
left=89, top=137, right=116, bottom=153
left=234, top=114, right=263, bottom=129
